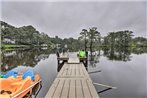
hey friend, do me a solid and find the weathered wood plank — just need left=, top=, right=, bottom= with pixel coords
left=80, top=63, right=90, bottom=78
left=78, top=64, right=81, bottom=76
left=53, top=79, right=65, bottom=98
left=45, top=79, right=60, bottom=98
left=60, top=79, right=70, bottom=98
left=75, top=64, right=78, bottom=76
left=62, top=67, right=68, bottom=76
left=79, top=64, right=84, bottom=76
left=68, top=58, right=80, bottom=64
left=76, top=79, right=83, bottom=98
left=81, top=79, right=92, bottom=98
left=87, top=79, right=100, bottom=98
left=69, top=79, right=76, bottom=98
left=71, top=64, right=75, bottom=76
left=67, top=64, right=72, bottom=75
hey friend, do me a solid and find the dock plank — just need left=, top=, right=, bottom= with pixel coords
left=45, top=79, right=60, bottom=98
left=45, top=57, right=100, bottom=98
left=53, top=79, right=65, bottom=98
left=76, top=79, right=83, bottom=98
left=68, top=58, right=80, bottom=64
left=60, top=79, right=70, bottom=98
left=71, top=64, right=75, bottom=76
left=87, top=79, right=100, bottom=98
left=81, top=79, right=91, bottom=98
left=67, top=64, right=72, bottom=75
left=69, top=79, right=76, bottom=98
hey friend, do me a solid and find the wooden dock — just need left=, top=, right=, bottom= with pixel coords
left=45, top=56, right=100, bottom=98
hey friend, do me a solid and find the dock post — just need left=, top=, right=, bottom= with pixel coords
left=56, top=52, right=60, bottom=67
left=56, top=52, right=69, bottom=72
left=79, top=57, right=88, bottom=68
left=85, top=57, right=88, bottom=67
left=85, top=51, right=88, bottom=67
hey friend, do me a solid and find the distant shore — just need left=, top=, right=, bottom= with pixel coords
left=1, top=44, right=53, bottom=51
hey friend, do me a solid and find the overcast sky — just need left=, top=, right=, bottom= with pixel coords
left=1, top=0, right=146, bottom=38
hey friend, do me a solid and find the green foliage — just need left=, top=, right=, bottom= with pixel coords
left=103, top=30, right=134, bottom=47
left=1, top=21, right=82, bottom=51
left=102, top=31, right=147, bottom=47
left=78, top=27, right=101, bottom=53
left=1, top=21, right=53, bottom=46
left=50, top=36, right=81, bottom=51
left=1, top=21, right=147, bottom=52
left=132, top=37, right=147, bottom=47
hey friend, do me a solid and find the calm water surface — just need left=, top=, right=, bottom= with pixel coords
left=1, top=48, right=147, bottom=98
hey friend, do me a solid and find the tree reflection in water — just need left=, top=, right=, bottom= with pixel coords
left=89, top=47, right=147, bottom=67
left=1, top=48, right=52, bottom=72
left=2, top=47, right=147, bottom=71
left=104, top=46, right=132, bottom=61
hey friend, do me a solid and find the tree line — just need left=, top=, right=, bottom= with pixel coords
left=1, top=21, right=52, bottom=46
left=1, top=21, right=81, bottom=51
left=79, top=27, right=147, bottom=52
left=1, top=21, right=147, bottom=51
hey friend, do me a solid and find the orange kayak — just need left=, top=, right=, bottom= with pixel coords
left=0, top=70, right=41, bottom=98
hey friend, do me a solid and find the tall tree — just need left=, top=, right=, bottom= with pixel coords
left=88, top=27, right=101, bottom=56
left=78, top=29, right=88, bottom=51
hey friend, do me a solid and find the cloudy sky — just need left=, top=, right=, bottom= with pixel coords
left=1, top=0, right=146, bottom=38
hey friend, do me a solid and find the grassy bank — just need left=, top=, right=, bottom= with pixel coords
left=1, top=44, right=30, bottom=49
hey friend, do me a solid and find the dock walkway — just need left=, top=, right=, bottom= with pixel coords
left=45, top=56, right=100, bottom=98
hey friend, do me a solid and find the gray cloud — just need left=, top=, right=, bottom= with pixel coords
left=1, top=1, right=146, bottom=38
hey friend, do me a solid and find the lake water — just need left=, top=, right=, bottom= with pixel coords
left=1, top=47, right=147, bottom=98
